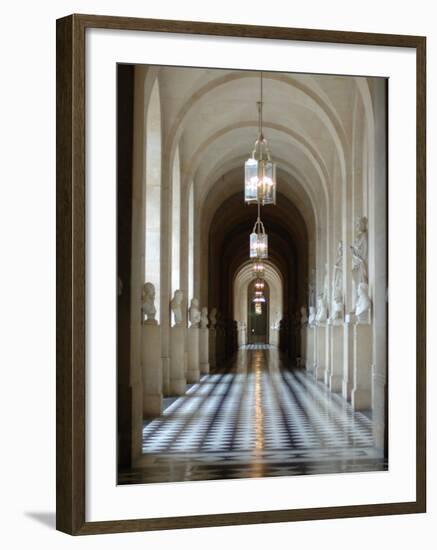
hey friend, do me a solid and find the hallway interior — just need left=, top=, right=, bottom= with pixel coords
left=119, top=347, right=385, bottom=484
left=116, top=64, right=388, bottom=484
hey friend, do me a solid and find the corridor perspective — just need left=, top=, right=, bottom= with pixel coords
left=117, top=64, right=388, bottom=484
left=120, top=346, right=383, bottom=484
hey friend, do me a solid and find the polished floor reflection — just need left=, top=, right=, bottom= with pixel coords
left=119, top=346, right=387, bottom=484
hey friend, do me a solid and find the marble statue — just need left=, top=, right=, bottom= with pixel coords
left=315, top=293, right=328, bottom=323
left=209, top=307, right=217, bottom=328
left=351, top=216, right=368, bottom=288
left=189, top=298, right=201, bottom=327
left=314, top=263, right=329, bottom=323
left=170, top=289, right=184, bottom=326
left=308, top=306, right=316, bottom=325
left=355, top=282, right=371, bottom=322
left=308, top=268, right=316, bottom=310
left=330, top=240, right=344, bottom=320
left=300, top=306, right=308, bottom=326
left=141, top=282, right=156, bottom=323
left=323, top=263, right=329, bottom=302
left=200, top=307, right=209, bottom=329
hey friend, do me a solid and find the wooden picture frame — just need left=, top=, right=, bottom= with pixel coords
left=56, top=13, right=426, bottom=535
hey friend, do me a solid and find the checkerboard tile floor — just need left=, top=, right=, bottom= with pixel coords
left=119, top=346, right=386, bottom=484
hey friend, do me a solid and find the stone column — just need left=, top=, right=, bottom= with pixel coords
left=170, top=325, right=186, bottom=395
left=187, top=326, right=200, bottom=383
left=199, top=326, right=210, bottom=374
left=323, top=325, right=331, bottom=386
left=237, top=321, right=247, bottom=347
left=209, top=327, right=216, bottom=368
left=141, top=320, right=163, bottom=417
left=300, top=324, right=307, bottom=367
left=351, top=320, right=373, bottom=410
left=372, top=370, right=386, bottom=449
left=342, top=314, right=355, bottom=401
left=329, top=320, right=343, bottom=392
left=306, top=324, right=316, bottom=373
left=315, top=323, right=327, bottom=381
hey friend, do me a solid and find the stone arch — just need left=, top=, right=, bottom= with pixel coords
left=234, top=261, right=284, bottom=345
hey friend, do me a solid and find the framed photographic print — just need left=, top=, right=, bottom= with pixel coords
left=56, top=14, right=426, bottom=535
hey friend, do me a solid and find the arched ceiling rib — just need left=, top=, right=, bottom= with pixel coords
left=156, top=68, right=376, bottom=228
left=181, top=122, right=330, bottom=228
left=234, top=260, right=283, bottom=290
left=159, top=70, right=349, bottom=168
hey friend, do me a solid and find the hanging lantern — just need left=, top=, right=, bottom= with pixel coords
left=252, top=260, right=265, bottom=278
left=244, top=137, right=276, bottom=205
left=253, top=288, right=266, bottom=303
left=244, top=73, right=276, bottom=206
left=250, top=217, right=268, bottom=259
left=255, top=303, right=262, bottom=315
left=254, top=278, right=265, bottom=290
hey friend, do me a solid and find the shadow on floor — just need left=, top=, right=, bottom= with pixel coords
left=25, top=511, right=56, bottom=529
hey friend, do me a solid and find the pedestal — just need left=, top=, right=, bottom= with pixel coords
left=170, top=325, right=186, bottom=395
left=351, top=322, right=372, bottom=410
left=209, top=328, right=216, bottom=368
left=372, top=370, right=386, bottom=449
left=329, top=321, right=343, bottom=392
left=300, top=325, right=307, bottom=366
left=342, top=315, right=355, bottom=401
left=323, top=325, right=331, bottom=386
left=141, top=321, right=163, bottom=417
left=315, top=324, right=327, bottom=381
left=199, top=327, right=210, bottom=374
left=162, top=357, right=170, bottom=396
left=187, top=326, right=200, bottom=383
left=306, top=325, right=316, bottom=373
left=237, top=324, right=247, bottom=347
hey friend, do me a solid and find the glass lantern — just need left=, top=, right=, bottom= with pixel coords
left=254, top=278, right=265, bottom=290
left=244, top=137, right=276, bottom=206
left=252, top=260, right=265, bottom=278
left=250, top=218, right=268, bottom=259
left=255, top=303, right=262, bottom=315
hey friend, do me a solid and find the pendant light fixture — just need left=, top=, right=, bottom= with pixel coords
left=254, top=278, right=265, bottom=290
left=253, top=292, right=266, bottom=303
left=244, top=72, right=276, bottom=206
left=255, top=303, right=263, bottom=315
left=250, top=214, right=268, bottom=259
left=252, top=260, right=265, bottom=278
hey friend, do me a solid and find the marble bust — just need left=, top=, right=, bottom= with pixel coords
left=189, top=298, right=201, bottom=327
left=200, top=307, right=209, bottom=329
left=170, top=289, right=184, bottom=326
left=355, top=282, right=371, bottom=322
left=209, top=307, right=217, bottom=328
left=141, top=282, right=156, bottom=324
